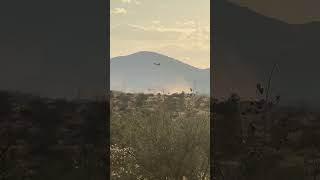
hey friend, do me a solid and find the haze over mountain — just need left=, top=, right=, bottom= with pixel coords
left=111, top=51, right=209, bottom=95
left=213, top=0, right=320, bottom=108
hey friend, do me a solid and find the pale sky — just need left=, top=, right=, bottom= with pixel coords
left=110, top=0, right=210, bottom=69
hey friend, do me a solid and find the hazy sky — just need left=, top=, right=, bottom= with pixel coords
left=230, top=0, right=320, bottom=24
left=110, top=0, right=210, bottom=69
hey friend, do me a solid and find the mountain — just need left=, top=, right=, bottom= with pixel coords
left=0, top=0, right=107, bottom=99
left=0, top=54, right=107, bottom=99
left=213, top=0, right=320, bottom=107
left=110, top=51, right=210, bottom=95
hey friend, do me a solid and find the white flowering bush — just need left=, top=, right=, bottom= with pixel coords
left=111, top=144, right=150, bottom=179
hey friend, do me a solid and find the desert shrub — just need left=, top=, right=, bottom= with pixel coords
left=110, top=144, right=146, bottom=180
left=130, top=109, right=209, bottom=179
left=0, top=91, right=12, bottom=119
left=111, top=93, right=209, bottom=179
left=135, top=93, right=147, bottom=107
left=211, top=93, right=242, bottom=158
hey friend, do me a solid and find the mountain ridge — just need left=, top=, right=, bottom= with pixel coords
left=110, top=51, right=210, bottom=95
left=213, top=0, right=320, bottom=108
left=111, top=51, right=209, bottom=71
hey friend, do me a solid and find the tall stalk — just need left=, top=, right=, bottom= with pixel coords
left=265, top=63, right=279, bottom=103
left=262, top=63, right=279, bottom=180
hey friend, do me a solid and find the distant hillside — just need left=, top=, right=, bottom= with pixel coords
left=0, top=55, right=106, bottom=99
left=110, top=51, right=210, bottom=95
left=213, top=0, right=320, bottom=107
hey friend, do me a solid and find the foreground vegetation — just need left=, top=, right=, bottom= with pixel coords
left=0, top=91, right=107, bottom=180
left=110, top=91, right=210, bottom=179
left=212, top=88, right=320, bottom=180
left=4, top=86, right=319, bottom=179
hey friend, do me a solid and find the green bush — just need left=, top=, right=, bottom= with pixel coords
left=111, top=93, right=209, bottom=179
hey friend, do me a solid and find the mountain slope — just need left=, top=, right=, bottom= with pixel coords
left=213, top=0, right=320, bottom=107
left=110, top=51, right=209, bottom=95
left=0, top=0, right=107, bottom=99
